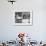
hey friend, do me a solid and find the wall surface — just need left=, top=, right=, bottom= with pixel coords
left=0, top=0, right=46, bottom=41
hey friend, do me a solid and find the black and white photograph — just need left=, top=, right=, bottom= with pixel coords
left=15, top=11, right=32, bottom=26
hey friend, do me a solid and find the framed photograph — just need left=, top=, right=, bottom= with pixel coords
left=15, top=11, right=33, bottom=26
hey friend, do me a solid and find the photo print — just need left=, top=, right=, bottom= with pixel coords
left=15, top=11, right=32, bottom=26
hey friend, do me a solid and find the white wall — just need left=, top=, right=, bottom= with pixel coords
left=0, top=0, right=46, bottom=41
